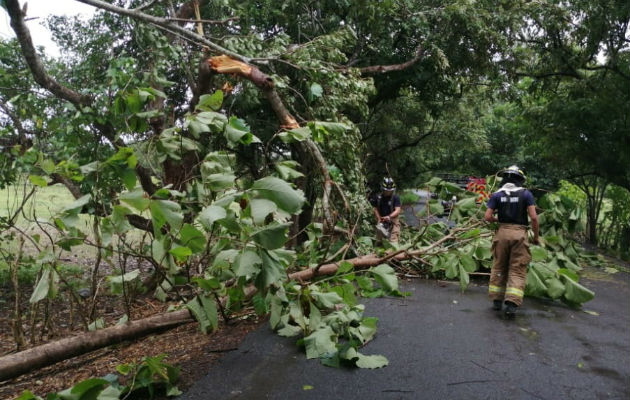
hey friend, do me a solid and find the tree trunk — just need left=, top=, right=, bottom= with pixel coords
left=0, top=310, right=193, bottom=382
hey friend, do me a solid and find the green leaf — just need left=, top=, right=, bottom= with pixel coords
left=354, top=353, right=389, bottom=369
left=251, top=223, right=290, bottom=250
left=234, top=249, right=263, bottom=277
left=275, top=162, right=305, bottom=180
left=199, top=205, right=227, bottom=230
left=458, top=264, right=470, bottom=291
left=250, top=177, right=305, bottom=214
left=30, top=267, right=51, bottom=303
left=249, top=198, right=278, bottom=224
left=224, top=116, right=253, bottom=146
left=444, top=256, right=458, bottom=279
left=198, top=294, right=218, bottom=332
left=309, top=82, right=323, bottom=98
left=87, top=318, right=105, bottom=331
left=40, top=159, right=56, bottom=174
left=561, top=275, right=595, bottom=304
left=108, top=269, right=140, bottom=284
left=310, top=289, right=344, bottom=309
left=62, top=194, right=91, bottom=214
left=119, top=188, right=150, bottom=212
left=15, top=390, right=42, bottom=400
left=196, top=90, right=224, bottom=111
left=525, top=266, right=548, bottom=298
left=530, top=246, right=548, bottom=262
left=545, top=277, right=565, bottom=299
left=460, top=228, right=481, bottom=239
left=303, top=326, right=337, bottom=359
left=279, top=126, right=311, bottom=143
left=169, top=246, right=192, bottom=262
left=459, top=254, right=477, bottom=272
left=186, top=297, right=212, bottom=334
left=69, top=378, right=110, bottom=396
left=179, top=224, right=206, bottom=253
left=150, top=200, right=183, bottom=230
left=558, top=268, right=579, bottom=282
left=370, top=264, right=398, bottom=292
left=255, top=250, right=287, bottom=289
left=205, top=172, right=236, bottom=191
left=121, top=168, right=137, bottom=190
left=336, top=261, right=354, bottom=275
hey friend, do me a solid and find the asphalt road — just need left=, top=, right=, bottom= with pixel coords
left=181, top=268, right=630, bottom=400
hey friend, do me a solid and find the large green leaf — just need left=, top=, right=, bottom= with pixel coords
left=204, top=172, right=236, bottom=191
left=354, top=353, right=389, bottom=369
left=458, top=264, right=470, bottom=291
left=561, top=275, right=595, bottom=304
left=119, top=188, right=149, bottom=212
left=30, top=267, right=51, bottom=303
left=150, top=200, right=183, bottom=230
left=196, top=90, right=223, bottom=111
left=250, top=177, right=305, bottom=214
left=179, top=224, right=206, bottom=253
left=545, top=277, right=565, bottom=299
left=303, top=326, right=337, bottom=359
left=251, top=223, right=290, bottom=250
left=525, top=267, right=548, bottom=298
left=234, top=249, right=262, bottom=277
left=310, top=289, right=344, bottom=309
left=459, top=254, right=477, bottom=272
left=530, top=246, right=547, bottom=262
left=370, top=264, right=398, bottom=292
left=255, top=250, right=287, bottom=289
left=249, top=198, right=277, bottom=224
left=199, top=205, right=227, bottom=230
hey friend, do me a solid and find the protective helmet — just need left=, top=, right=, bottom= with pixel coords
left=499, top=165, right=526, bottom=184
left=381, top=177, right=396, bottom=191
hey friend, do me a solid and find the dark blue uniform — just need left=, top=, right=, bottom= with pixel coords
left=486, top=189, right=535, bottom=226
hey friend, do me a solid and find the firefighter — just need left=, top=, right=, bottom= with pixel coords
left=372, top=177, right=402, bottom=243
left=484, top=166, right=539, bottom=318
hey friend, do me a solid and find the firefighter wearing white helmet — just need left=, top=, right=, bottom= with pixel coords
left=484, top=165, right=539, bottom=319
left=371, top=177, right=402, bottom=243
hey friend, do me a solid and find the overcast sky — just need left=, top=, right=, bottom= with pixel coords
left=0, top=0, right=95, bottom=56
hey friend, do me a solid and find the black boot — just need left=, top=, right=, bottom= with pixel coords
left=492, top=300, right=502, bottom=311
left=504, top=301, right=517, bottom=319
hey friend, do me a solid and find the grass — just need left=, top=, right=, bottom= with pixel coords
left=0, top=182, right=77, bottom=224
left=1, top=182, right=96, bottom=286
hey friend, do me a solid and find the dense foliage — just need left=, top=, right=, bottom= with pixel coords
left=0, top=1, right=627, bottom=394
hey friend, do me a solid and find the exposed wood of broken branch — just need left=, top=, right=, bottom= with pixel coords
left=207, top=55, right=334, bottom=231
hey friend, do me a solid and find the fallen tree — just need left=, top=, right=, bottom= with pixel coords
left=0, top=255, right=366, bottom=381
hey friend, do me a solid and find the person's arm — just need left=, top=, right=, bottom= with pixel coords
left=527, top=205, right=539, bottom=244
left=484, top=207, right=497, bottom=223
left=388, top=205, right=401, bottom=219
left=373, top=207, right=382, bottom=222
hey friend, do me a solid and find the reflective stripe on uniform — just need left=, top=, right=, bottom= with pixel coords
left=505, top=287, right=524, bottom=298
left=489, top=285, right=505, bottom=294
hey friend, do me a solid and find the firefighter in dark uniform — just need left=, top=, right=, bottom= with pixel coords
left=371, top=177, right=402, bottom=243
left=484, top=166, right=539, bottom=318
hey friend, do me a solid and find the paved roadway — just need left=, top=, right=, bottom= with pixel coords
left=181, top=268, right=630, bottom=400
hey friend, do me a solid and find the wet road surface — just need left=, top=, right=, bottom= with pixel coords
left=181, top=269, right=630, bottom=399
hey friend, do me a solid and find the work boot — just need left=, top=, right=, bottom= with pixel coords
left=504, top=301, right=517, bottom=319
left=492, top=300, right=502, bottom=311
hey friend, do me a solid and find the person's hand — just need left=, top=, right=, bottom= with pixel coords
left=383, top=216, right=391, bottom=222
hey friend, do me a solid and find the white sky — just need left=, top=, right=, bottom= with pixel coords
left=0, top=0, right=95, bottom=56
